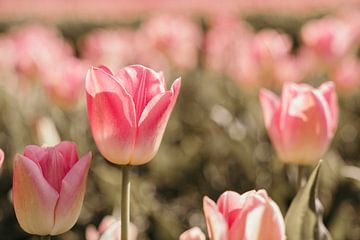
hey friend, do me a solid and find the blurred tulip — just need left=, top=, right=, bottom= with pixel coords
left=301, top=17, right=356, bottom=64
left=331, top=57, right=360, bottom=94
left=204, top=14, right=253, bottom=73
left=203, top=190, right=285, bottom=240
left=80, top=29, right=135, bottom=70
left=259, top=82, right=338, bottom=165
left=231, top=29, right=299, bottom=91
left=85, top=215, right=138, bottom=240
left=86, top=65, right=181, bottom=165
left=13, top=141, right=91, bottom=236
left=136, top=15, right=202, bottom=70
left=41, top=57, right=87, bottom=108
left=179, top=227, right=206, bottom=240
left=11, top=24, right=73, bottom=80
left=0, top=148, right=4, bottom=169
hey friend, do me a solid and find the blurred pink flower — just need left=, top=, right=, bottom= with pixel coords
left=0, top=34, right=16, bottom=73
left=86, top=65, right=181, bottom=165
left=179, top=227, right=206, bottom=240
left=0, top=148, right=4, bottom=169
left=203, top=190, right=285, bottom=240
left=136, top=15, right=202, bottom=70
left=204, top=14, right=253, bottom=73
left=41, top=57, right=88, bottom=108
left=80, top=29, right=136, bottom=70
left=13, top=141, right=91, bottom=235
left=331, top=56, right=360, bottom=95
left=86, top=215, right=138, bottom=240
left=231, top=29, right=299, bottom=91
left=301, top=17, right=357, bottom=65
left=259, top=82, right=338, bottom=165
left=11, top=24, right=73, bottom=80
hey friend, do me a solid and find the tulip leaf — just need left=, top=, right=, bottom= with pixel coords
left=285, top=161, right=332, bottom=240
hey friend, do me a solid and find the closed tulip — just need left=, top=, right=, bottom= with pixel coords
left=86, top=65, right=181, bottom=165
left=259, top=82, right=338, bottom=165
left=203, top=190, right=285, bottom=240
left=13, top=141, right=91, bottom=236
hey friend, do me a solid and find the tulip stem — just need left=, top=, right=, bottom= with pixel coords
left=297, top=165, right=307, bottom=190
left=121, top=166, right=131, bottom=240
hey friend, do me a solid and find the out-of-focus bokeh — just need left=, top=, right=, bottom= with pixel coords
left=0, top=1, right=360, bottom=239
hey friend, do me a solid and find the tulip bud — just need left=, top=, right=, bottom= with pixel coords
left=203, top=190, right=285, bottom=240
left=179, top=227, right=206, bottom=240
left=86, top=65, right=181, bottom=165
left=13, top=141, right=91, bottom=236
left=259, top=82, right=338, bottom=165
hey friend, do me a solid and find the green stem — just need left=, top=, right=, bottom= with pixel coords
left=121, top=166, right=131, bottom=240
left=297, top=165, right=306, bottom=190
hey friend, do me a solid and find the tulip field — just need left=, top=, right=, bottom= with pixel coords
left=0, top=1, right=360, bottom=240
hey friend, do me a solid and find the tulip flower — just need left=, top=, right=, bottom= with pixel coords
left=259, top=82, right=338, bottom=165
left=86, top=64, right=181, bottom=165
left=13, top=141, right=91, bottom=236
left=0, top=148, right=4, bottom=169
left=203, top=190, right=285, bottom=240
left=179, top=227, right=206, bottom=240
left=331, top=57, right=360, bottom=95
left=85, top=215, right=138, bottom=240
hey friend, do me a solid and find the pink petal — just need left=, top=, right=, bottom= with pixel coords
left=318, top=81, right=338, bottom=137
left=85, top=225, right=99, bottom=240
left=280, top=89, right=331, bottom=164
left=13, top=154, right=58, bottom=235
left=179, top=227, right=206, bottom=240
left=130, top=78, right=181, bottom=165
left=203, top=196, right=228, bottom=240
left=115, top=65, right=167, bottom=121
left=54, top=141, right=79, bottom=168
left=88, top=91, right=136, bottom=165
left=24, top=145, right=48, bottom=164
left=51, top=152, right=91, bottom=235
left=216, top=191, right=245, bottom=229
left=0, top=148, right=4, bottom=169
left=259, top=89, right=279, bottom=128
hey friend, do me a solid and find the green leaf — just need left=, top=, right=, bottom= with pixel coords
left=285, top=161, right=332, bottom=240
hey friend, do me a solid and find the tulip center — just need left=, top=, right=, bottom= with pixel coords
left=38, top=148, right=72, bottom=192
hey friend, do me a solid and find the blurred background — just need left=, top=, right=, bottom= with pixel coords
left=0, top=0, right=360, bottom=239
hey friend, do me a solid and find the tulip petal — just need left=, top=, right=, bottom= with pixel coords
left=24, top=145, right=48, bottom=164
left=51, top=152, right=91, bottom=235
left=281, top=89, right=330, bottom=164
left=217, top=191, right=245, bottom=229
left=259, top=89, right=279, bottom=128
left=115, top=65, right=167, bottom=120
left=179, top=227, right=206, bottom=240
left=203, top=196, right=228, bottom=240
left=13, top=154, right=58, bottom=235
left=319, top=81, right=338, bottom=136
left=130, top=78, right=181, bottom=165
left=55, top=141, right=79, bottom=168
left=0, top=148, right=4, bottom=169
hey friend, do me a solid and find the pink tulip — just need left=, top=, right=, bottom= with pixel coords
left=41, top=57, right=87, bottom=108
left=331, top=57, right=360, bottom=95
left=230, top=29, right=299, bottom=91
left=13, top=141, right=91, bottom=236
left=179, top=227, right=206, bottom=240
left=136, top=15, right=202, bottom=70
left=259, top=82, right=338, bottom=165
left=85, top=215, right=138, bottom=240
left=86, top=65, right=181, bottom=165
left=0, top=148, right=4, bottom=169
left=80, top=29, right=135, bottom=70
left=301, top=17, right=356, bottom=64
left=203, top=190, right=285, bottom=240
